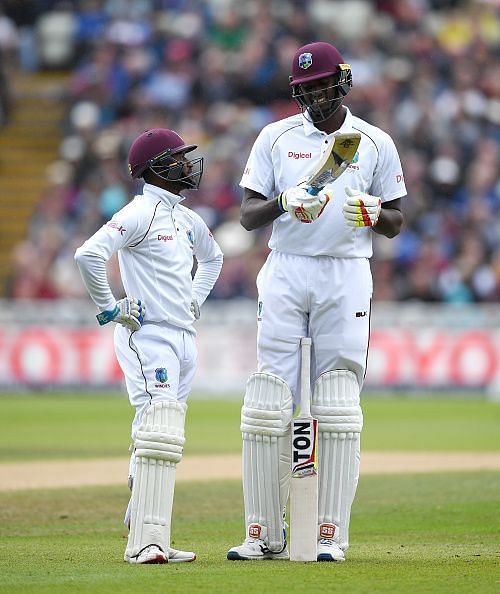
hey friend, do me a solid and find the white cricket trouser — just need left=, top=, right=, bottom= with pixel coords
left=256, top=251, right=372, bottom=401
left=114, top=322, right=197, bottom=441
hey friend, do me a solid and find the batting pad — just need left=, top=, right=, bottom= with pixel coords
left=124, top=400, right=186, bottom=561
left=240, top=372, right=293, bottom=552
left=312, top=370, right=363, bottom=551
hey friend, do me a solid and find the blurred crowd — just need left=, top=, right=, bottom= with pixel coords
left=2, top=0, right=499, bottom=303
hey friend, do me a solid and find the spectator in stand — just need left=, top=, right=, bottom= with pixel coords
left=0, top=49, right=11, bottom=126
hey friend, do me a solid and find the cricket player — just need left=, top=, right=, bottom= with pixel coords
left=75, top=128, right=223, bottom=564
left=228, top=42, right=406, bottom=562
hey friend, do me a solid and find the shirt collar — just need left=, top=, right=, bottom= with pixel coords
left=302, top=106, right=354, bottom=136
left=143, top=182, right=185, bottom=207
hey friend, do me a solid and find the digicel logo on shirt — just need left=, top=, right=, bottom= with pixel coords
left=288, top=151, right=312, bottom=159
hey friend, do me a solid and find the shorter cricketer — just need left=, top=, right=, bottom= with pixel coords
left=75, top=128, right=223, bottom=564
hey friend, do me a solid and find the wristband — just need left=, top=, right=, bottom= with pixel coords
left=277, top=192, right=287, bottom=213
left=96, top=305, right=118, bottom=326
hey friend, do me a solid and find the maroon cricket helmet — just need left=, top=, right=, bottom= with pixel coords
left=128, top=128, right=197, bottom=179
left=290, top=42, right=347, bottom=86
left=289, top=42, right=352, bottom=123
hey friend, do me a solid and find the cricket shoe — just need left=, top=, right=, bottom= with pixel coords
left=227, top=538, right=289, bottom=561
left=317, top=523, right=345, bottom=562
left=125, top=545, right=196, bottom=564
left=126, top=545, right=167, bottom=564
left=317, top=539, right=345, bottom=562
left=167, top=547, right=196, bottom=563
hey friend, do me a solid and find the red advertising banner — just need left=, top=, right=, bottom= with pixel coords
left=368, top=330, right=499, bottom=387
left=0, top=325, right=499, bottom=392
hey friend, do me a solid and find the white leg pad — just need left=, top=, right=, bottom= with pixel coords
left=124, top=400, right=186, bottom=561
left=241, top=372, right=293, bottom=552
left=312, top=370, right=363, bottom=551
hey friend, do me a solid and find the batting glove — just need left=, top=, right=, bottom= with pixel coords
left=190, top=299, right=200, bottom=320
left=343, top=186, right=381, bottom=227
left=277, top=186, right=331, bottom=223
left=96, top=297, right=145, bottom=331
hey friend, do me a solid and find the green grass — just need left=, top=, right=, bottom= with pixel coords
left=1, top=394, right=499, bottom=592
left=0, top=394, right=498, bottom=462
left=0, top=472, right=499, bottom=593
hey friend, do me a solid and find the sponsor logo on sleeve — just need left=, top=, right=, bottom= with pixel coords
left=257, top=300, right=263, bottom=321
left=107, top=222, right=126, bottom=235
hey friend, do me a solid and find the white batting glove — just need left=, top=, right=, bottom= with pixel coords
left=343, top=186, right=381, bottom=227
left=96, top=297, right=145, bottom=331
left=277, top=186, right=331, bottom=223
left=190, top=299, right=200, bottom=320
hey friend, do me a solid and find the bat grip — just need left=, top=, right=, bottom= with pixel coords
left=306, top=187, right=320, bottom=196
left=300, top=337, right=312, bottom=417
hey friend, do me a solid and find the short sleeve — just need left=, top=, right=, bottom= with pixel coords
left=192, top=212, right=223, bottom=263
left=370, top=134, right=407, bottom=203
left=239, top=126, right=276, bottom=199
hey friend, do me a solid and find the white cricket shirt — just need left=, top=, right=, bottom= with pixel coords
left=75, top=183, right=223, bottom=332
left=240, top=107, right=407, bottom=258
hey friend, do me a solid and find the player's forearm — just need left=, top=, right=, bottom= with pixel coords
left=240, top=191, right=282, bottom=231
left=372, top=207, right=403, bottom=238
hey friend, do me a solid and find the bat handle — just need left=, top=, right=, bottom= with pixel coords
left=306, top=187, right=320, bottom=196
left=300, top=337, right=312, bottom=417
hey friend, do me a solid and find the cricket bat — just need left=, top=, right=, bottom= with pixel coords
left=289, top=337, right=318, bottom=562
left=302, top=132, right=361, bottom=196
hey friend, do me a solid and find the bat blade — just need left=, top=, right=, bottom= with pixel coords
left=289, top=416, right=318, bottom=562
left=303, top=132, right=361, bottom=196
left=290, top=337, right=318, bottom=562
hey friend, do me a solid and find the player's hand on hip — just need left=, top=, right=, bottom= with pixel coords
left=278, top=186, right=331, bottom=223
left=96, top=297, right=145, bottom=331
left=343, top=186, right=381, bottom=227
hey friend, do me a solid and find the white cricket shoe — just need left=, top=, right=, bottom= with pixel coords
left=167, top=547, right=196, bottom=563
left=227, top=538, right=289, bottom=561
left=126, top=545, right=167, bottom=564
left=125, top=545, right=196, bottom=564
left=317, top=538, right=345, bottom=562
